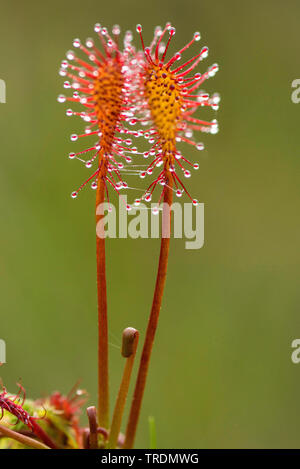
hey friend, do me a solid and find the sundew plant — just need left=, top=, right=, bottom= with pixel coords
left=0, top=22, right=219, bottom=449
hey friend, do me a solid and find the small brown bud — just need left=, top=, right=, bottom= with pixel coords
left=122, top=327, right=139, bottom=357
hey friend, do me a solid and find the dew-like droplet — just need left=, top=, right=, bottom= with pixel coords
left=201, top=46, right=209, bottom=59
left=86, top=37, right=94, bottom=48
left=66, top=50, right=75, bottom=60
left=70, top=133, right=78, bottom=141
left=134, top=198, right=141, bottom=206
left=184, top=170, right=191, bottom=178
left=194, top=31, right=201, bottom=41
left=71, top=191, right=78, bottom=199
left=198, top=93, right=209, bottom=102
left=176, top=189, right=183, bottom=198
left=126, top=204, right=132, bottom=211
left=210, top=119, right=219, bottom=134
left=193, top=163, right=199, bottom=170
left=91, top=181, right=97, bottom=190
left=210, top=125, right=219, bottom=134
left=140, top=171, right=146, bottom=178
left=208, top=63, right=219, bottom=77
left=145, top=193, right=152, bottom=202
left=66, top=108, right=73, bottom=116
left=192, top=199, right=198, bottom=206
left=185, top=130, right=193, bottom=138
left=73, top=38, right=81, bottom=48
left=196, top=142, right=204, bottom=151
left=211, top=93, right=221, bottom=104
left=94, top=23, right=101, bottom=33
left=152, top=206, right=159, bottom=215
left=57, top=94, right=66, bottom=103
left=155, top=25, right=162, bottom=36
left=112, top=24, right=121, bottom=35
left=136, top=24, right=142, bottom=33
left=69, top=152, right=76, bottom=159
left=85, top=161, right=92, bottom=168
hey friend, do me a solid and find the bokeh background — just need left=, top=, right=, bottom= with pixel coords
left=1, top=0, right=300, bottom=449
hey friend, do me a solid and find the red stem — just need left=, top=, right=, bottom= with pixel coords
left=96, top=168, right=109, bottom=429
left=31, top=421, right=57, bottom=449
left=124, top=178, right=173, bottom=448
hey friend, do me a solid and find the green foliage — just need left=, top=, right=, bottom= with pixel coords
left=0, top=396, right=80, bottom=449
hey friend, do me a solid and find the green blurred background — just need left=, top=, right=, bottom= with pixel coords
left=1, top=0, right=300, bottom=448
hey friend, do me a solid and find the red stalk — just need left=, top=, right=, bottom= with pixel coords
left=96, top=167, right=109, bottom=429
left=124, top=177, right=173, bottom=448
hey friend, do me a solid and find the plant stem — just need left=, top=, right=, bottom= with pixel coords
left=96, top=169, right=109, bottom=429
left=124, top=179, right=173, bottom=449
left=87, top=406, right=98, bottom=449
left=31, top=421, right=58, bottom=449
left=0, top=424, right=50, bottom=449
left=108, top=328, right=139, bottom=449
